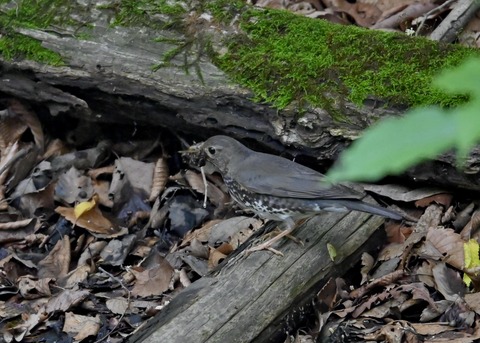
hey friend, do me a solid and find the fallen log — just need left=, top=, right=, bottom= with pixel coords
left=129, top=209, right=387, bottom=343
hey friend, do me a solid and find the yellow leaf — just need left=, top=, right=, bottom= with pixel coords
left=463, top=239, right=480, bottom=287
left=464, top=273, right=472, bottom=287
left=74, top=195, right=98, bottom=219
left=464, top=239, right=480, bottom=269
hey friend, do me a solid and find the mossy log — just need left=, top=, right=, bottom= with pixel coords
left=129, top=210, right=386, bottom=343
left=0, top=0, right=479, bottom=189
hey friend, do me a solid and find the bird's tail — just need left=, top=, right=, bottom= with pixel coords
left=318, top=199, right=403, bottom=221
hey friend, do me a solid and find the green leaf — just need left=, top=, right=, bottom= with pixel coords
left=328, top=107, right=456, bottom=181
left=434, top=58, right=480, bottom=97
left=328, top=57, right=480, bottom=182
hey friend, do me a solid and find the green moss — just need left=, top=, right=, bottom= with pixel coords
left=214, top=8, right=479, bottom=110
left=0, top=0, right=83, bottom=65
left=106, top=0, right=186, bottom=28
left=203, top=0, right=246, bottom=24
left=0, top=33, right=64, bottom=65
left=0, top=0, right=75, bottom=29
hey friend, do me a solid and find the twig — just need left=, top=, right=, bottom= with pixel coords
left=95, top=267, right=132, bottom=342
left=200, top=166, right=208, bottom=208
left=415, top=0, right=458, bottom=35
left=430, top=0, right=480, bottom=42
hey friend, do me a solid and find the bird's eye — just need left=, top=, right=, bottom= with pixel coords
left=207, top=146, right=216, bottom=155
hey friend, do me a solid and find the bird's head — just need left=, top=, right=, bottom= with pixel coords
left=183, top=135, right=249, bottom=175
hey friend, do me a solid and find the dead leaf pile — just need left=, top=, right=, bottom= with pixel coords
left=0, top=99, right=263, bottom=342
left=292, top=186, right=480, bottom=342
left=3, top=99, right=480, bottom=342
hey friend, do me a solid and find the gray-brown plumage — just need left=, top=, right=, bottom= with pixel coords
left=188, top=135, right=402, bottom=253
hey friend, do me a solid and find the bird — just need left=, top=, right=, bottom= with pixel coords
left=187, top=135, right=402, bottom=254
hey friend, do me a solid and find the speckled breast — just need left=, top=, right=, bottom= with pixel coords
left=223, top=176, right=316, bottom=220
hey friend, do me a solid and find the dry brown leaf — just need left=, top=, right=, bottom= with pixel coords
left=0, top=109, right=28, bottom=153
left=10, top=312, right=44, bottom=342
left=373, top=2, right=436, bottom=29
left=394, top=283, right=437, bottom=308
left=410, top=322, right=455, bottom=336
left=149, top=157, right=169, bottom=201
left=315, top=277, right=341, bottom=311
left=179, top=268, right=192, bottom=288
left=208, top=247, right=228, bottom=270
left=385, top=221, right=412, bottom=243
left=352, top=288, right=392, bottom=318
left=90, top=178, right=113, bottom=208
left=55, top=206, right=117, bottom=235
left=17, top=276, right=52, bottom=299
left=416, top=260, right=435, bottom=288
left=184, top=170, right=229, bottom=209
left=464, top=292, right=480, bottom=315
left=215, top=242, right=234, bottom=255
left=112, top=157, right=154, bottom=197
left=361, top=292, right=409, bottom=319
left=415, top=193, right=453, bottom=208
left=461, top=210, right=480, bottom=240
left=42, top=138, right=70, bottom=160
left=253, top=0, right=288, bottom=10
left=7, top=99, right=44, bottom=153
left=131, top=257, right=174, bottom=297
left=360, top=252, right=374, bottom=285
left=87, top=165, right=115, bottom=180
left=55, top=166, right=94, bottom=204
left=432, top=262, right=465, bottom=302
left=78, top=241, right=108, bottom=266
left=106, top=297, right=129, bottom=315
left=0, top=218, right=33, bottom=231
left=51, top=141, right=111, bottom=171
left=187, top=238, right=209, bottom=259
left=419, top=228, right=464, bottom=270
left=363, top=184, right=447, bottom=202
left=350, top=270, right=405, bottom=299
left=60, top=264, right=92, bottom=289
left=208, top=216, right=263, bottom=247
left=100, top=235, right=137, bottom=266
left=180, top=219, right=223, bottom=247
left=323, top=0, right=382, bottom=27
left=38, top=235, right=70, bottom=279
left=16, top=182, right=56, bottom=218
left=63, top=312, right=101, bottom=341
left=44, top=289, right=90, bottom=313
left=0, top=217, right=36, bottom=245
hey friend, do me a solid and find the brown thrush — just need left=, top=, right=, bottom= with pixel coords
left=188, top=135, right=402, bottom=253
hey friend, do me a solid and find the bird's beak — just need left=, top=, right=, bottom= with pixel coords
left=180, top=141, right=206, bottom=167
left=178, top=141, right=204, bottom=154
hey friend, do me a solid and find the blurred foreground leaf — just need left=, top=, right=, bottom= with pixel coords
left=328, top=58, right=480, bottom=182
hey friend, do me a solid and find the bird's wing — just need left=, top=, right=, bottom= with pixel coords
left=235, top=152, right=364, bottom=199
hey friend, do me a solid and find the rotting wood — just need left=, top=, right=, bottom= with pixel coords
left=129, top=208, right=386, bottom=343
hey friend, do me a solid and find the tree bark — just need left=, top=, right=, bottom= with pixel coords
left=0, top=2, right=478, bottom=184
left=129, top=210, right=387, bottom=343
left=0, top=1, right=410, bottom=154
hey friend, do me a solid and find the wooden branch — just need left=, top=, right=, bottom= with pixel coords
left=129, top=210, right=387, bottom=343
left=430, top=0, right=480, bottom=42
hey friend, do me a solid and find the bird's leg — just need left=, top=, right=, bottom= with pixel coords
left=244, top=218, right=299, bottom=256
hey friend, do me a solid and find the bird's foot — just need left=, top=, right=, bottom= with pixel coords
left=243, top=227, right=296, bottom=257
